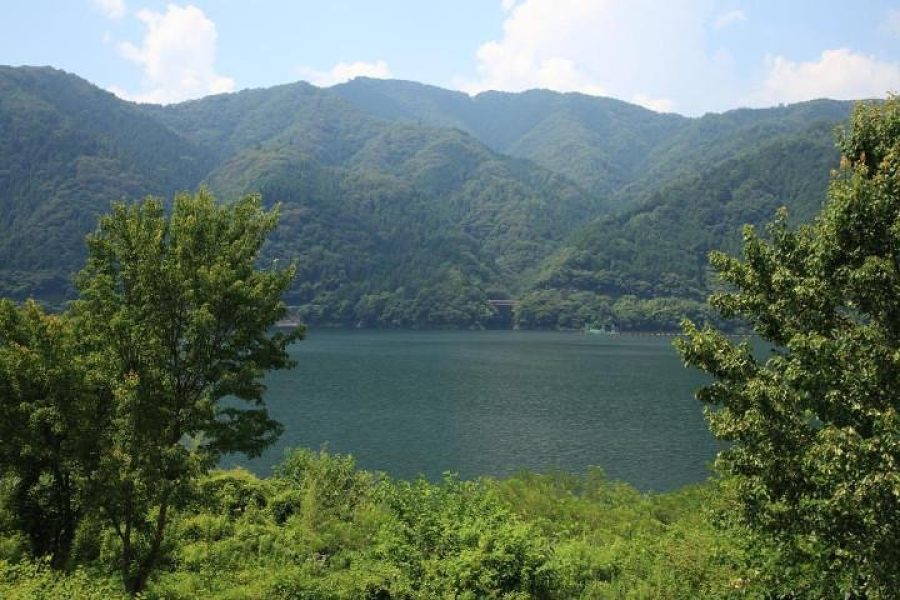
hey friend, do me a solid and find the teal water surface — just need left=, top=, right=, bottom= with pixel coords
left=232, top=330, right=718, bottom=491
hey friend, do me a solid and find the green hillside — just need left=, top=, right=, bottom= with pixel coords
left=0, top=66, right=855, bottom=328
left=517, top=121, right=842, bottom=330
left=0, top=69, right=593, bottom=325
left=618, top=99, right=852, bottom=202
left=333, top=78, right=687, bottom=207
left=145, top=80, right=595, bottom=326
left=207, top=124, right=591, bottom=326
left=0, top=67, right=212, bottom=303
left=331, top=79, right=851, bottom=214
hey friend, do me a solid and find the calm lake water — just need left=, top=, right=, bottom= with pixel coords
left=230, top=330, right=719, bottom=492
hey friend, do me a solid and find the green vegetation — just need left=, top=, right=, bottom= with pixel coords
left=0, top=66, right=212, bottom=305
left=520, top=120, right=842, bottom=330
left=0, top=190, right=299, bottom=594
left=0, top=67, right=852, bottom=329
left=331, top=79, right=850, bottom=214
left=153, top=84, right=594, bottom=328
left=1, top=96, right=899, bottom=596
left=0, top=300, right=97, bottom=569
left=331, top=79, right=688, bottom=205
left=676, top=97, right=900, bottom=598
left=0, top=449, right=747, bottom=599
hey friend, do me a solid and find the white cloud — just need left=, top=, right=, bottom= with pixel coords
left=90, top=0, right=126, bottom=19
left=501, top=0, right=518, bottom=11
left=713, top=9, right=745, bottom=30
left=295, top=60, right=391, bottom=87
left=632, top=93, right=676, bottom=113
left=459, top=0, right=734, bottom=114
left=753, top=49, right=900, bottom=105
left=112, top=4, right=234, bottom=104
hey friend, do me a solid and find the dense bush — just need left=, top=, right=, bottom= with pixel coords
left=0, top=449, right=748, bottom=598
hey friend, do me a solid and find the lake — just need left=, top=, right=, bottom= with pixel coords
left=230, top=330, right=719, bottom=491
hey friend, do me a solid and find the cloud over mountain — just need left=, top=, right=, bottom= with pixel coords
left=295, top=60, right=391, bottom=88
left=111, top=4, right=234, bottom=104
left=753, top=49, right=900, bottom=106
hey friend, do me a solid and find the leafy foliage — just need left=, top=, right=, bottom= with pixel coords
left=0, top=301, right=101, bottom=568
left=0, top=560, right=125, bottom=600
left=675, top=97, right=900, bottom=598
left=1, top=449, right=745, bottom=598
left=0, top=189, right=299, bottom=593
left=64, top=189, right=300, bottom=593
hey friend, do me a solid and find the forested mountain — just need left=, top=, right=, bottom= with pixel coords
left=145, top=79, right=593, bottom=326
left=331, top=79, right=850, bottom=214
left=620, top=99, right=851, bottom=203
left=0, top=66, right=212, bottom=302
left=516, top=121, right=842, bottom=329
left=0, top=66, right=855, bottom=327
left=332, top=78, right=687, bottom=207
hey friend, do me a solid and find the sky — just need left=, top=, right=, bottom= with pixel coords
left=2, top=0, right=900, bottom=116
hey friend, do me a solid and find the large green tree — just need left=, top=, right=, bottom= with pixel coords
left=676, top=98, right=900, bottom=598
left=71, top=189, right=301, bottom=593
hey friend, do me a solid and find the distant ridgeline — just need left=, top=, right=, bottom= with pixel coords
left=0, top=66, right=850, bottom=329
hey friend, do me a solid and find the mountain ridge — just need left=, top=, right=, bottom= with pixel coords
left=0, top=65, right=855, bottom=328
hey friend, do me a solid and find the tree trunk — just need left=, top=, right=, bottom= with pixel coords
left=122, top=495, right=170, bottom=596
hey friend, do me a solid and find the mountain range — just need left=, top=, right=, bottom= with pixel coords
left=0, top=66, right=853, bottom=329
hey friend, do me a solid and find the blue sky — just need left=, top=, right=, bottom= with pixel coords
left=2, top=1, right=900, bottom=115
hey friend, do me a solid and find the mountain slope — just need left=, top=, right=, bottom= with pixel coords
left=173, top=90, right=593, bottom=326
left=332, top=78, right=687, bottom=208
left=516, top=120, right=842, bottom=329
left=330, top=79, right=852, bottom=214
left=0, top=68, right=594, bottom=325
left=617, top=99, right=852, bottom=202
left=0, top=66, right=212, bottom=302
left=0, top=67, right=860, bottom=328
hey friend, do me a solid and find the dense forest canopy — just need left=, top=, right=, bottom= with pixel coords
left=0, top=65, right=852, bottom=328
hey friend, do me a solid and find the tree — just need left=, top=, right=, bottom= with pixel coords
left=71, top=189, right=302, bottom=593
left=0, top=300, right=102, bottom=568
left=676, top=98, right=900, bottom=598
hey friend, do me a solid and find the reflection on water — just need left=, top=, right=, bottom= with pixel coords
left=227, top=330, right=719, bottom=492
